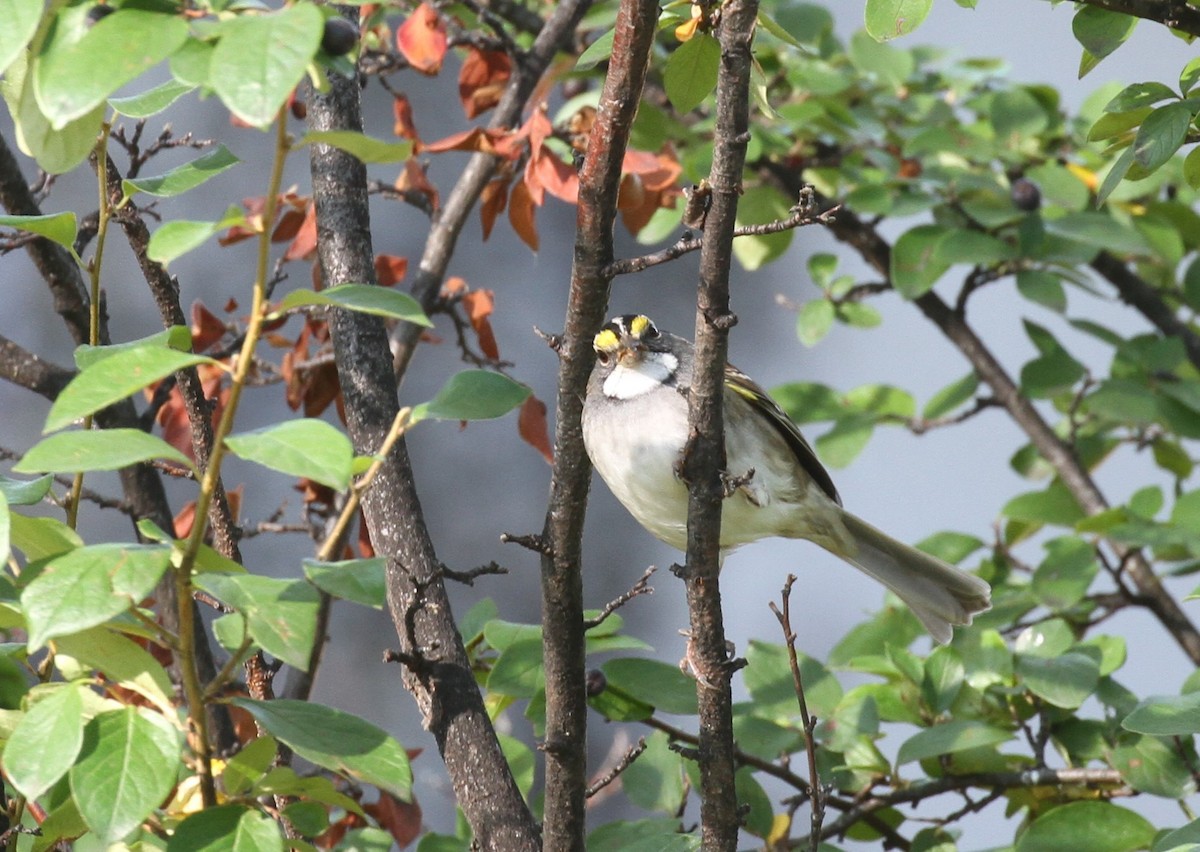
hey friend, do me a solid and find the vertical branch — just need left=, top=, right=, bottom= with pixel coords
left=538, top=0, right=659, bottom=848
left=307, top=18, right=538, bottom=849
left=680, top=1, right=758, bottom=849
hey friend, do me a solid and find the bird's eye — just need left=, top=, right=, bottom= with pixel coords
left=596, top=350, right=612, bottom=365
left=643, top=322, right=659, bottom=339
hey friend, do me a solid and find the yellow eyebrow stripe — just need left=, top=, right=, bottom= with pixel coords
left=629, top=314, right=651, bottom=337
left=594, top=328, right=620, bottom=350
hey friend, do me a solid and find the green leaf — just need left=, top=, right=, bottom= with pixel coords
left=1112, top=734, right=1196, bottom=798
left=231, top=698, right=412, bottom=800
left=796, top=300, right=834, bottom=347
left=0, top=474, right=53, bottom=506
left=0, top=213, right=78, bottom=253
left=411, top=371, right=532, bottom=423
left=772, top=382, right=844, bottom=423
left=55, top=628, right=175, bottom=716
left=0, top=0, right=40, bottom=79
left=991, top=88, right=1050, bottom=142
left=1105, top=81, right=1178, bottom=113
left=733, top=185, right=794, bottom=270
left=575, top=28, right=614, bottom=71
left=744, top=640, right=842, bottom=718
left=932, top=229, right=1016, bottom=265
left=622, top=731, right=686, bottom=815
left=922, top=372, right=979, bottom=420
left=815, top=415, right=874, bottom=468
left=487, top=637, right=544, bottom=698
left=3, top=683, right=86, bottom=800
left=602, top=658, right=698, bottom=715
left=147, top=205, right=247, bottom=267
left=1, top=50, right=104, bottom=174
left=108, top=80, right=195, bottom=118
left=863, top=0, right=931, bottom=41
left=1043, top=212, right=1148, bottom=256
left=663, top=33, right=720, bottom=114
left=1003, top=482, right=1085, bottom=527
left=21, top=543, right=173, bottom=650
left=922, top=645, right=964, bottom=714
left=297, top=130, right=413, bottom=163
left=274, top=283, right=431, bottom=325
left=13, top=429, right=194, bottom=475
left=588, top=818, right=699, bottom=852
left=222, top=736, right=278, bottom=797
left=210, top=3, right=323, bottom=127
left=1122, top=692, right=1200, bottom=735
left=1032, top=537, right=1098, bottom=610
left=69, top=708, right=180, bottom=843
left=1133, top=102, right=1193, bottom=173
left=847, top=30, right=913, bottom=86
left=1016, top=270, right=1067, bottom=312
left=226, top=419, right=353, bottom=491
left=1020, top=349, right=1085, bottom=398
left=36, top=8, right=189, bottom=127
left=9, top=513, right=82, bottom=562
left=896, top=720, right=1011, bottom=764
left=45, top=346, right=214, bottom=433
left=890, top=224, right=951, bottom=298
left=1075, top=5, right=1137, bottom=64
left=1015, top=801, right=1153, bottom=852
left=169, top=804, right=285, bottom=852
left=1016, top=651, right=1100, bottom=709
left=194, top=574, right=319, bottom=670
left=122, top=145, right=239, bottom=199
left=303, top=557, right=386, bottom=608
left=917, top=531, right=984, bottom=564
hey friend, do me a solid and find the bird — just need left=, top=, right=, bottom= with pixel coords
left=580, top=313, right=992, bottom=644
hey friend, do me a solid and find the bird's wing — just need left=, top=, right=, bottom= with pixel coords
left=723, top=363, right=842, bottom=506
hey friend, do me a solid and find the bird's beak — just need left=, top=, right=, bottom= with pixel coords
left=616, top=343, right=643, bottom=365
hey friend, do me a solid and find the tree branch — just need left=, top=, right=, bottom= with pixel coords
left=1072, top=0, right=1200, bottom=38
left=538, top=0, right=659, bottom=846
left=680, top=2, right=758, bottom=849
left=0, top=335, right=73, bottom=399
left=306, top=22, right=538, bottom=848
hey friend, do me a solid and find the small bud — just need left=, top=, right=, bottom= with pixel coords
left=1011, top=177, right=1041, bottom=212
left=86, top=4, right=115, bottom=26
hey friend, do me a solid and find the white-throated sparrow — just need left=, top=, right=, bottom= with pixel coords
left=581, top=314, right=991, bottom=643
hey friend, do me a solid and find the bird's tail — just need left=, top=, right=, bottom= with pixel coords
left=836, top=511, right=992, bottom=644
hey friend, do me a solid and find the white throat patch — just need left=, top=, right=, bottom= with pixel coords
left=603, top=351, right=678, bottom=400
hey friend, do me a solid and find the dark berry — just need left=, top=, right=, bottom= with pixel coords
left=321, top=17, right=359, bottom=57
left=86, top=4, right=115, bottom=25
left=1011, top=177, right=1041, bottom=212
left=585, top=669, right=607, bottom=697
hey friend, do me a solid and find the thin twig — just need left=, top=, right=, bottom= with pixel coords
left=585, top=737, right=648, bottom=799
left=583, top=566, right=655, bottom=630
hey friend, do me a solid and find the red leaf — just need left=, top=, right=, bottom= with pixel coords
left=283, top=203, right=318, bottom=261
left=458, top=48, right=512, bottom=119
left=364, top=793, right=423, bottom=848
left=392, top=94, right=419, bottom=142
left=480, top=178, right=509, bottom=240
left=422, top=126, right=505, bottom=155
left=508, top=179, right=539, bottom=252
left=190, top=301, right=226, bottom=353
left=396, top=3, right=446, bottom=74
left=374, top=254, right=409, bottom=286
left=519, top=395, right=553, bottom=463
left=528, top=147, right=579, bottom=204
left=461, top=289, right=499, bottom=360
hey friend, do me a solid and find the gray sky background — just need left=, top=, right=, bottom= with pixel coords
left=2, top=1, right=1199, bottom=845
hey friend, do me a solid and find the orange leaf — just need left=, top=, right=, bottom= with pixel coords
left=508, top=179, right=539, bottom=252
left=190, top=300, right=226, bottom=352
left=480, top=178, right=509, bottom=240
left=458, top=48, right=512, bottom=119
left=392, top=94, right=419, bottom=142
left=518, top=395, right=553, bottom=464
left=364, top=793, right=423, bottom=848
left=529, top=147, right=579, bottom=204
left=283, top=203, right=318, bottom=261
left=395, top=159, right=439, bottom=211
left=442, top=275, right=467, bottom=296
left=461, top=289, right=499, bottom=360
left=422, top=126, right=506, bottom=155
left=357, top=507, right=375, bottom=557
left=173, top=500, right=196, bottom=538
left=271, top=207, right=307, bottom=243
left=396, top=2, right=447, bottom=74
left=374, top=254, right=409, bottom=286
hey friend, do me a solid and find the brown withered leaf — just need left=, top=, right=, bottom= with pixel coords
left=519, top=395, right=553, bottom=464
left=395, top=159, right=439, bottom=211
left=190, top=300, right=226, bottom=352
left=283, top=203, right=318, bottom=262
left=374, top=254, right=409, bottom=286
left=364, top=793, right=423, bottom=848
left=458, top=48, right=512, bottom=119
left=528, top=147, right=579, bottom=205
left=508, top=179, right=539, bottom=252
left=395, top=2, right=446, bottom=74
left=480, top=178, right=509, bottom=241
left=392, top=93, right=419, bottom=142
left=461, top=289, right=499, bottom=360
